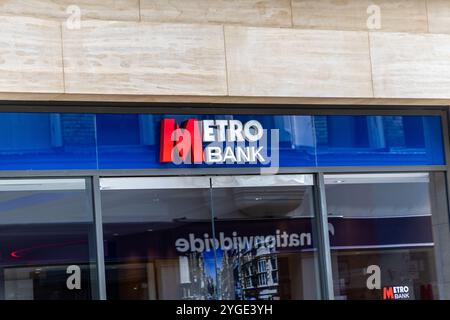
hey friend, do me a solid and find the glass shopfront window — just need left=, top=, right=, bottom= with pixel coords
left=0, top=178, right=98, bottom=300
left=210, top=175, right=321, bottom=300
left=325, top=173, right=450, bottom=300
left=100, top=177, right=214, bottom=300
left=99, top=174, right=321, bottom=300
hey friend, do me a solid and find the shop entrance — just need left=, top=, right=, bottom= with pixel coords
left=99, top=174, right=321, bottom=300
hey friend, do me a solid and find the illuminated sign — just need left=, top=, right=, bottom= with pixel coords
left=160, top=119, right=270, bottom=165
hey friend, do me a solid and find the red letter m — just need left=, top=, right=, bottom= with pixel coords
left=383, top=287, right=394, bottom=300
left=160, top=119, right=203, bottom=164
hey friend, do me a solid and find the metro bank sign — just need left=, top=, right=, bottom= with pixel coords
left=159, top=119, right=278, bottom=166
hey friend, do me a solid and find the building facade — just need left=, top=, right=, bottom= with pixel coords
left=1, top=0, right=450, bottom=300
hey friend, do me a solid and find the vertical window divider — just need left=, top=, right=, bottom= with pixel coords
left=316, top=172, right=334, bottom=300
left=442, top=109, right=450, bottom=227
left=92, top=175, right=107, bottom=300
left=209, top=177, right=221, bottom=300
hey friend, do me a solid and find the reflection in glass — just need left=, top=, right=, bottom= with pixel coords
left=0, top=179, right=97, bottom=300
left=100, top=177, right=214, bottom=300
left=315, top=115, right=444, bottom=166
left=100, top=175, right=321, bottom=300
left=210, top=175, right=321, bottom=300
left=0, top=113, right=97, bottom=170
left=325, top=173, right=450, bottom=300
left=0, top=113, right=443, bottom=170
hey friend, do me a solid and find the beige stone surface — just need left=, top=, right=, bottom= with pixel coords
left=140, top=0, right=292, bottom=27
left=370, top=32, right=450, bottom=98
left=427, top=0, right=450, bottom=34
left=62, top=21, right=227, bottom=96
left=2, top=93, right=450, bottom=107
left=225, top=26, right=373, bottom=98
left=0, top=15, right=64, bottom=93
left=0, top=0, right=139, bottom=21
left=292, top=0, right=428, bottom=32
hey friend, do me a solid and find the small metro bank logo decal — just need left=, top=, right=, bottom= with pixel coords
left=383, top=286, right=410, bottom=300
left=159, top=118, right=279, bottom=168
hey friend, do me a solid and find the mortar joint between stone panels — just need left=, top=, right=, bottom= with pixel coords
left=425, top=0, right=430, bottom=33
left=367, top=32, right=375, bottom=98
left=222, top=25, right=230, bottom=96
left=60, top=22, right=67, bottom=93
left=289, top=0, right=294, bottom=28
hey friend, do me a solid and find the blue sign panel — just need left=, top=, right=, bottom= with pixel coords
left=0, top=113, right=444, bottom=170
left=0, top=113, right=97, bottom=170
left=314, top=115, right=444, bottom=166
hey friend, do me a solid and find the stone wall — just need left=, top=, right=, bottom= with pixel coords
left=1, top=0, right=450, bottom=104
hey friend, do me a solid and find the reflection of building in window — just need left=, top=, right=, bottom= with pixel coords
left=258, top=273, right=267, bottom=286
left=273, top=116, right=314, bottom=150
left=315, top=115, right=424, bottom=150
left=179, top=253, right=215, bottom=300
left=217, top=251, right=235, bottom=300
left=258, top=260, right=266, bottom=272
left=233, top=241, right=280, bottom=300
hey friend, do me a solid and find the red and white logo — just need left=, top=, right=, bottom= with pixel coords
left=160, top=118, right=276, bottom=166
left=160, top=119, right=204, bottom=164
left=382, top=286, right=410, bottom=300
